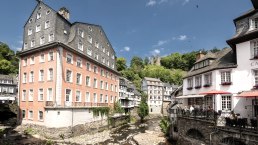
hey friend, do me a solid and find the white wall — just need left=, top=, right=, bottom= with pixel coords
left=45, top=108, right=104, bottom=128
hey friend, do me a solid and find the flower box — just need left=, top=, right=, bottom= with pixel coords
left=221, top=82, right=232, bottom=85
left=187, top=87, right=193, bottom=90
left=203, top=84, right=211, bottom=87
left=194, top=86, right=201, bottom=89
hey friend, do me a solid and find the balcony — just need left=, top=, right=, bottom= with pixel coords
left=45, top=101, right=108, bottom=108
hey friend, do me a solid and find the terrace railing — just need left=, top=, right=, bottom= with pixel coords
left=177, top=108, right=218, bottom=121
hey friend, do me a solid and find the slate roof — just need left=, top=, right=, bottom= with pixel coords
left=143, top=77, right=161, bottom=82
left=184, top=48, right=237, bottom=78
left=0, top=74, right=17, bottom=84
left=195, top=51, right=216, bottom=63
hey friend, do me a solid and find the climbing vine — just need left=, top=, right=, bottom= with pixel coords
left=92, top=107, right=110, bottom=118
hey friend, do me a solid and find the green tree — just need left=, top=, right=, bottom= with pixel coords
left=0, top=42, right=19, bottom=74
left=138, top=93, right=149, bottom=122
left=113, top=101, right=124, bottom=114
left=116, top=57, right=127, bottom=72
left=159, top=116, right=170, bottom=136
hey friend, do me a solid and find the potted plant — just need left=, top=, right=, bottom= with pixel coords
left=221, top=82, right=232, bottom=85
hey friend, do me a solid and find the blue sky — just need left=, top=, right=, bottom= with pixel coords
left=0, top=0, right=252, bottom=62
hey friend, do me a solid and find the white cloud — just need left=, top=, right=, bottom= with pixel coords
left=172, top=35, right=188, bottom=41
left=182, top=0, right=190, bottom=5
left=124, top=46, right=130, bottom=52
left=178, top=35, right=187, bottom=41
left=150, top=49, right=161, bottom=56
left=146, top=0, right=157, bottom=7
left=153, top=40, right=168, bottom=47
left=146, top=0, right=169, bottom=7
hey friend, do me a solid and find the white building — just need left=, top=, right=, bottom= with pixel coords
left=142, top=77, right=164, bottom=114
left=119, top=77, right=141, bottom=113
left=179, top=0, right=258, bottom=121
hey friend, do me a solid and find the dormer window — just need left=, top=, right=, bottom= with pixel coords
left=102, top=46, right=105, bottom=53
left=250, top=17, right=258, bottom=31
left=88, top=26, right=92, bottom=31
left=24, top=43, right=28, bottom=49
left=46, top=10, right=51, bottom=15
left=49, top=33, right=54, bottom=42
left=29, top=18, right=33, bottom=23
left=40, top=36, right=45, bottom=45
left=37, top=13, right=41, bottom=19
left=45, top=21, right=50, bottom=29
left=78, top=40, right=83, bottom=51
left=38, top=6, right=42, bottom=10
left=31, top=40, right=35, bottom=47
left=28, top=29, right=32, bottom=36
left=95, top=41, right=99, bottom=48
left=36, top=25, right=41, bottom=32
left=78, top=28, right=84, bottom=38
left=87, top=47, right=92, bottom=56
left=87, top=35, right=92, bottom=43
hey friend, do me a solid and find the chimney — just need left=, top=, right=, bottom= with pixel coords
left=196, top=51, right=205, bottom=61
left=251, top=0, right=258, bottom=9
left=58, top=7, right=70, bottom=20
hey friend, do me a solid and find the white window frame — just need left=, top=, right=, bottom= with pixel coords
left=86, top=76, right=91, bottom=87
left=100, top=81, right=104, bottom=89
left=221, top=71, right=231, bottom=84
left=49, top=33, right=54, bottom=42
left=76, top=90, right=81, bottom=102
left=30, top=56, right=35, bottom=65
left=76, top=57, right=82, bottom=67
left=100, top=94, right=103, bottom=103
left=78, top=28, right=84, bottom=38
left=86, top=62, right=91, bottom=71
left=48, top=68, right=53, bottom=81
left=204, top=73, right=212, bottom=85
left=66, top=69, right=73, bottom=83
left=87, top=47, right=92, bottom=56
left=187, top=78, right=193, bottom=88
left=31, top=40, right=35, bottom=47
left=28, top=29, right=32, bottom=36
left=39, top=70, right=44, bottom=81
left=29, top=71, right=34, bottom=82
left=76, top=73, right=82, bottom=85
left=36, top=13, right=41, bottom=19
left=38, top=88, right=44, bottom=101
left=45, top=21, right=50, bottom=29
left=23, top=73, right=27, bottom=83
left=94, top=78, right=98, bottom=88
left=36, top=25, right=41, bottom=32
left=40, top=36, right=45, bottom=45
left=29, top=110, right=33, bottom=119
left=24, top=43, right=28, bottom=49
left=195, top=76, right=202, bottom=87
left=221, top=95, right=232, bottom=111
left=48, top=51, right=54, bottom=61
left=65, top=89, right=72, bottom=102
left=85, top=92, right=90, bottom=102
left=94, top=93, right=97, bottom=103
left=29, top=89, right=33, bottom=101
left=66, top=53, right=73, bottom=64
left=93, top=66, right=98, bottom=73
left=47, top=88, right=53, bottom=101
left=38, top=111, right=43, bottom=121
left=40, top=54, right=45, bottom=62
left=87, top=35, right=92, bottom=43
left=105, top=82, right=108, bottom=90
left=251, top=39, right=258, bottom=59
left=78, top=40, right=83, bottom=51
left=22, top=90, right=26, bottom=101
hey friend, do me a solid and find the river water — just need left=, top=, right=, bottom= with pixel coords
left=99, top=117, right=174, bottom=145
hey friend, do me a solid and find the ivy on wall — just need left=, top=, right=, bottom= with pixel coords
left=92, top=107, right=110, bottom=118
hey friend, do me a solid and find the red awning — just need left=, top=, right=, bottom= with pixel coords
left=237, top=91, right=258, bottom=97
left=199, top=90, right=231, bottom=95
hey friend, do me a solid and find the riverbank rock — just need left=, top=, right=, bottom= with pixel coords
left=133, top=132, right=166, bottom=145
left=139, top=123, right=148, bottom=128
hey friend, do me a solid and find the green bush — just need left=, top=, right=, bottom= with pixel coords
left=23, top=127, right=34, bottom=135
left=159, top=116, right=170, bottom=136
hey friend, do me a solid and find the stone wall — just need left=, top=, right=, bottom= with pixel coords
left=176, top=117, right=258, bottom=145
left=109, top=115, right=130, bottom=128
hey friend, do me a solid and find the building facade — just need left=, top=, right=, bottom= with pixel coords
left=119, top=77, right=141, bottom=113
left=142, top=77, right=176, bottom=114
left=178, top=0, right=258, bottom=121
left=18, top=1, right=119, bottom=127
left=0, top=74, right=17, bottom=103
